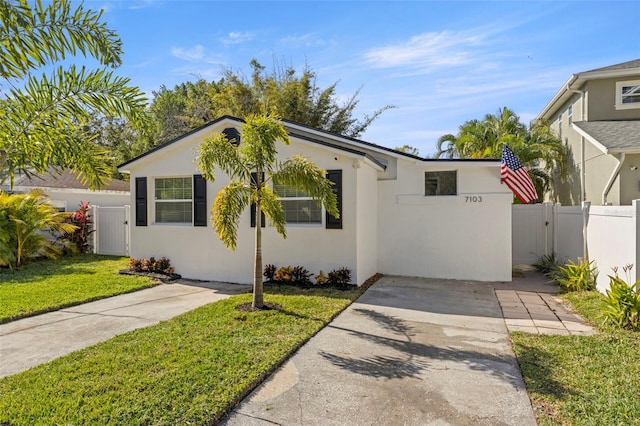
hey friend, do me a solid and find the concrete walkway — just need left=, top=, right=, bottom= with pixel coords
left=492, top=271, right=595, bottom=336
left=0, top=280, right=249, bottom=378
left=222, top=276, right=538, bottom=426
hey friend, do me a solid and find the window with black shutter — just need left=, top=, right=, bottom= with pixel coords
left=250, top=172, right=265, bottom=227
left=135, top=177, right=147, bottom=226
left=326, top=170, right=342, bottom=229
left=193, top=174, right=207, bottom=226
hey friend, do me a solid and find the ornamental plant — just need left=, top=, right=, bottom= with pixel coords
left=555, top=258, right=597, bottom=292
left=60, top=201, right=94, bottom=253
left=603, top=264, right=640, bottom=330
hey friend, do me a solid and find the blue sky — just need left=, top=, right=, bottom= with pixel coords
left=84, top=0, right=639, bottom=156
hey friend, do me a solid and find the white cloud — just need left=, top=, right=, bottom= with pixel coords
left=171, top=44, right=206, bottom=62
left=220, top=31, right=255, bottom=45
left=281, top=33, right=325, bottom=48
left=170, top=44, right=224, bottom=65
left=364, top=30, right=486, bottom=71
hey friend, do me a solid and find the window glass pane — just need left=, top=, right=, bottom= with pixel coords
left=621, top=85, right=640, bottom=104
left=155, top=177, right=192, bottom=200
left=273, top=179, right=310, bottom=198
left=281, top=200, right=322, bottom=223
left=424, top=171, right=457, bottom=196
left=156, top=202, right=192, bottom=223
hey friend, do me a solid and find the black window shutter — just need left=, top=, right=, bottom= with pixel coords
left=193, top=174, right=207, bottom=226
left=326, top=170, right=342, bottom=229
left=135, top=177, right=147, bottom=226
left=250, top=172, right=265, bottom=228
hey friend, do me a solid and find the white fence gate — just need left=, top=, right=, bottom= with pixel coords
left=512, top=202, right=584, bottom=266
left=93, top=205, right=129, bottom=256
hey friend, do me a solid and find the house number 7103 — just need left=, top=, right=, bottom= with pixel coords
left=465, top=196, right=483, bottom=203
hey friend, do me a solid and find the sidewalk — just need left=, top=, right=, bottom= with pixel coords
left=0, top=280, right=249, bottom=378
left=492, top=271, right=596, bottom=336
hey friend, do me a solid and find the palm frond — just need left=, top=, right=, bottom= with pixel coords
left=211, top=181, right=252, bottom=250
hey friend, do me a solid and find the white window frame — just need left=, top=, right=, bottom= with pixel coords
left=154, top=177, right=193, bottom=225
left=273, top=179, right=323, bottom=227
left=615, top=80, right=640, bottom=110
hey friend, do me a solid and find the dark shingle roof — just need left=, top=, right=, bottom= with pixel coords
left=573, top=121, right=640, bottom=153
left=583, top=59, right=640, bottom=74
left=12, top=168, right=130, bottom=192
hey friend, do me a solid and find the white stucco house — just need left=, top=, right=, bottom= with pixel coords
left=2, top=168, right=130, bottom=211
left=118, top=116, right=513, bottom=285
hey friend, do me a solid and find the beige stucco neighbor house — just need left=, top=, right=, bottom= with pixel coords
left=118, top=116, right=513, bottom=285
left=539, top=58, right=640, bottom=206
left=2, top=168, right=130, bottom=211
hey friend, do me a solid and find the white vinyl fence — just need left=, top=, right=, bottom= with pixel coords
left=92, top=205, right=130, bottom=256
left=512, top=203, right=583, bottom=266
left=513, top=200, right=640, bottom=292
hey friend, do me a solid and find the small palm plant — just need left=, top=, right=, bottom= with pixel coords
left=0, top=189, right=77, bottom=268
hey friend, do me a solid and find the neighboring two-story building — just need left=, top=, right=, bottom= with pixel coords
left=538, top=59, right=640, bottom=206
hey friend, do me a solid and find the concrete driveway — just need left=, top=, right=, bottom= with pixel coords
left=222, top=276, right=536, bottom=425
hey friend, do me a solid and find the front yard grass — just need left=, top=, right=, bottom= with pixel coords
left=0, top=255, right=157, bottom=323
left=0, top=285, right=361, bottom=425
left=511, top=291, right=640, bottom=425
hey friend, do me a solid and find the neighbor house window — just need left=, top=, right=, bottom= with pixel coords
left=616, top=80, right=640, bottom=110
left=567, top=105, right=573, bottom=125
left=155, top=177, right=192, bottom=223
left=274, top=179, right=322, bottom=224
left=425, top=171, right=457, bottom=196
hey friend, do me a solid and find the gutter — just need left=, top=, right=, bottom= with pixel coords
left=567, top=84, right=586, bottom=202
left=602, top=153, right=625, bottom=205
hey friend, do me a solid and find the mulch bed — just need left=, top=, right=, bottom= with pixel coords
left=119, top=269, right=182, bottom=283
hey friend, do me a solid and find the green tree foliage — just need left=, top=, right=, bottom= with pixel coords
left=197, top=115, right=338, bottom=308
left=395, top=144, right=421, bottom=156
left=435, top=107, right=566, bottom=199
left=149, top=59, right=394, bottom=147
left=0, top=189, right=76, bottom=268
left=0, top=0, right=147, bottom=189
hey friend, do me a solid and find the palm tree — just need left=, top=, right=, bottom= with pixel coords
left=197, top=115, right=338, bottom=308
left=435, top=107, right=566, bottom=200
left=0, top=189, right=77, bottom=268
left=0, top=0, right=146, bottom=189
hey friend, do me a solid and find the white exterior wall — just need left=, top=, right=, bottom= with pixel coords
left=377, top=159, right=513, bottom=282
left=356, top=162, right=379, bottom=284
left=126, top=122, right=375, bottom=284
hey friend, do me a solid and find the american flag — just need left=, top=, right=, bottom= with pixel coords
left=501, top=145, right=538, bottom=204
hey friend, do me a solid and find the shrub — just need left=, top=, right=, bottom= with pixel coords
left=128, top=257, right=175, bottom=275
left=291, top=266, right=312, bottom=284
left=603, top=265, right=640, bottom=329
left=556, top=258, right=597, bottom=292
left=60, top=201, right=94, bottom=254
left=315, top=270, right=328, bottom=285
left=274, top=266, right=295, bottom=283
left=0, top=189, right=77, bottom=268
left=533, top=252, right=561, bottom=281
left=263, top=264, right=277, bottom=281
left=328, top=267, right=352, bottom=286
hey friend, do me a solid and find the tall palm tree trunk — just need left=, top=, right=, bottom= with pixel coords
left=253, top=177, right=264, bottom=309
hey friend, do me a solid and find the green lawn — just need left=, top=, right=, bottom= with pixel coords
left=511, top=291, right=640, bottom=425
left=0, top=255, right=157, bottom=323
left=0, top=286, right=361, bottom=425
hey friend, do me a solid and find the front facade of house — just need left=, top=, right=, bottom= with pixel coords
left=119, top=116, right=512, bottom=285
left=539, top=59, right=640, bottom=206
